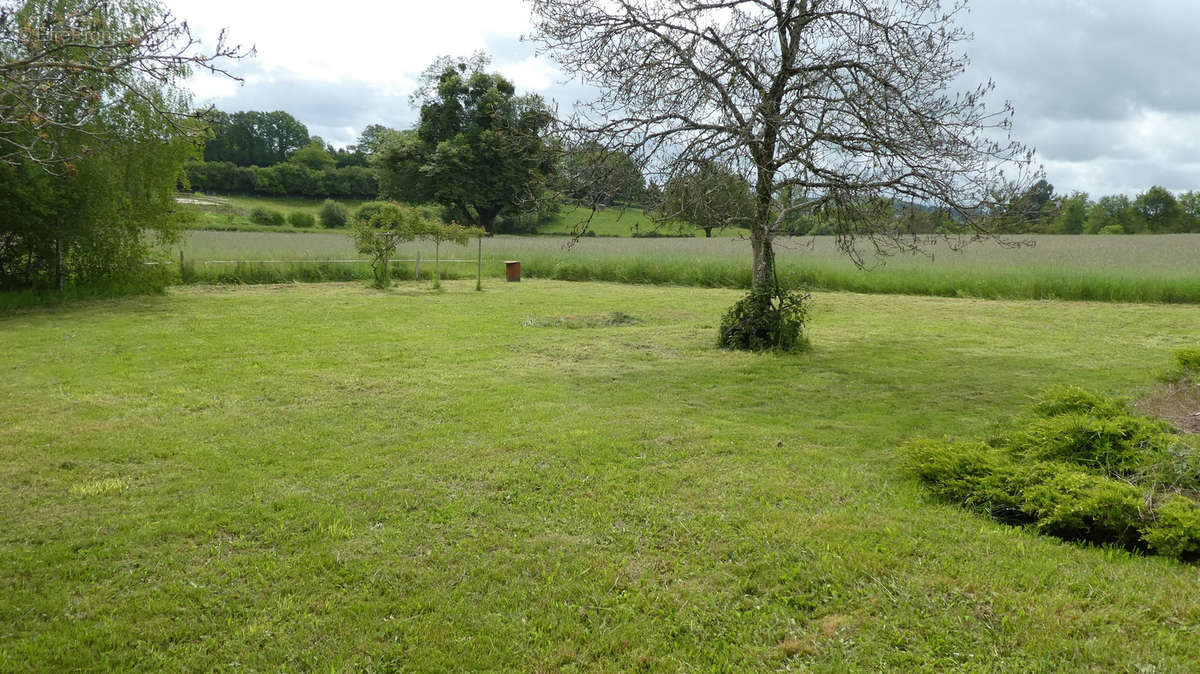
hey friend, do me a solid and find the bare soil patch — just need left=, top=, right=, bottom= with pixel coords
left=1137, top=381, right=1200, bottom=434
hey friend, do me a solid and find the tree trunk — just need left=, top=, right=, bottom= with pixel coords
left=751, top=166, right=776, bottom=289
left=55, top=238, right=64, bottom=291
left=476, top=207, right=499, bottom=234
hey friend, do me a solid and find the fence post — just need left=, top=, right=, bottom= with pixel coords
left=414, top=251, right=421, bottom=281
left=179, top=249, right=185, bottom=277
left=475, top=236, right=482, bottom=291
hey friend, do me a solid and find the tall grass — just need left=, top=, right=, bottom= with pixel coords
left=170, top=231, right=1200, bottom=304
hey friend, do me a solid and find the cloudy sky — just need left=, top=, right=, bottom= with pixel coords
left=168, top=0, right=1200, bottom=197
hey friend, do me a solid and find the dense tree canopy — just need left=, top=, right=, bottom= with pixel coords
left=374, top=54, right=556, bottom=233
left=659, top=160, right=754, bottom=237
left=202, top=110, right=309, bottom=167
left=0, top=0, right=246, bottom=173
left=0, top=0, right=242, bottom=291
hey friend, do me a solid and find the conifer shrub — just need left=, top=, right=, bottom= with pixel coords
left=1144, top=496, right=1200, bottom=561
left=904, top=385, right=1200, bottom=561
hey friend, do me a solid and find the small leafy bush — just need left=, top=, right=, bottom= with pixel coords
left=320, top=199, right=350, bottom=228
left=1175, top=348, right=1200, bottom=373
left=250, top=207, right=286, bottom=226
left=1144, top=496, right=1200, bottom=561
left=717, top=284, right=810, bottom=352
left=288, top=211, right=316, bottom=228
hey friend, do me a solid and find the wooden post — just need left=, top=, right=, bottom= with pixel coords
left=414, top=251, right=421, bottom=281
left=433, top=241, right=440, bottom=288
left=179, top=249, right=185, bottom=277
left=475, top=236, right=482, bottom=291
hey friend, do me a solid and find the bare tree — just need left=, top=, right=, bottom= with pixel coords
left=529, top=0, right=1038, bottom=283
left=0, top=0, right=250, bottom=173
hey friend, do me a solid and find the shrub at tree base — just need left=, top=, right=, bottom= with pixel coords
left=903, top=386, right=1200, bottom=561
left=717, top=285, right=810, bottom=352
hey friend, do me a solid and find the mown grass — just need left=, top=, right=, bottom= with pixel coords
left=1, top=281, right=1198, bottom=670
left=170, top=231, right=1200, bottom=304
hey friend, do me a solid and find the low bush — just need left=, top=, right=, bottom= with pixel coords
left=1019, top=468, right=1145, bottom=548
left=288, top=211, right=316, bottom=228
left=717, top=284, right=810, bottom=352
left=319, top=199, right=350, bottom=228
left=1006, top=412, right=1174, bottom=476
left=1144, top=496, right=1200, bottom=561
left=905, top=385, right=1200, bottom=561
left=901, top=440, right=1026, bottom=523
left=1028, top=385, right=1129, bottom=419
left=250, top=207, right=286, bottom=226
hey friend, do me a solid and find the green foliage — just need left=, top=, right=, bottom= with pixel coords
left=1020, top=468, right=1146, bottom=547
left=203, top=110, right=310, bottom=167
left=375, top=54, right=556, bottom=233
left=901, top=440, right=1027, bottom=522
left=906, top=386, right=1200, bottom=560
left=1175, top=348, right=1200, bottom=374
left=351, top=201, right=432, bottom=288
left=287, top=212, right=316, bottom=228
left=1144, top=496, right=1200, bottom=561
left=717, top=284, right=810, bottom=352
left=249, top=207, right=286, bottom=226
left=659, top=160, right=756, bottom=237
left=184, top=160, right=378, bottom=199
left=1007, top=413, right=1173, bottom=476
left=1028, top=385, right=1129, bottom=418
left=289, top=141, right=337, bottom=171
left=319, top=199, right=351, bottom=228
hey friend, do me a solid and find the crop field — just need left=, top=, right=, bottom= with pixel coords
left=171, top=230, right=1200, bottom=303
left=539, top=205, right=750, bottom=237
left=2, top=281, right=1198, bottom=670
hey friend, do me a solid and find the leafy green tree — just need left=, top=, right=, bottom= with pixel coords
left=1133, top=186, right=1183, bottom=233
left=1177, top=191, right=1200, bottom=233
left=659, top=160, right=755, bottom=237
left=561, top=142, right=645, bottom=208
left=375, top=54, right=556, bottom=233
left=1084, top=195, right=1138, bottom=234
left=290, top=140, right=337, bottom=171
left=0, top=0, right=241, bottom=291
left=1052, top=192, right=1090, bottom=235
left=203, top=110, right=310, bottom=166
left=0, top=0, right=246, bottom=173
left=350, top=201, right=431, bottom=288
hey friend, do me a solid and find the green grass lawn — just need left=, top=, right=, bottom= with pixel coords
left=2, top=281, right=1199, bottom=669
